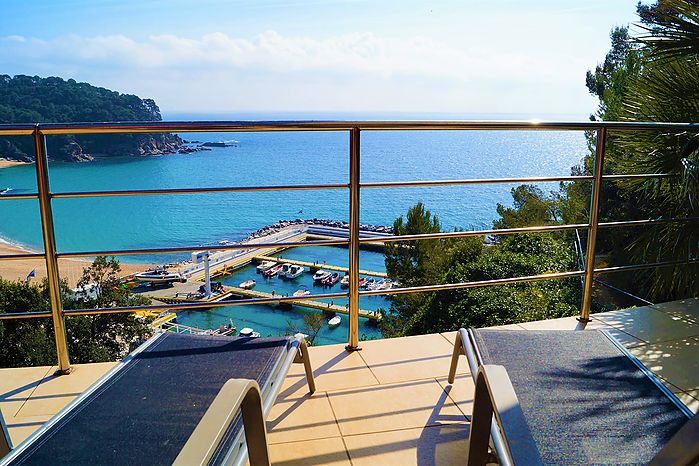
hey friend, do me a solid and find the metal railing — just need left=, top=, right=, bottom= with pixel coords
left=0, top=120, right=697, bottom=374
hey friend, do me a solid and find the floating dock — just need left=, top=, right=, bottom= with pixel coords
left=252, top=256, right=387, bottom=278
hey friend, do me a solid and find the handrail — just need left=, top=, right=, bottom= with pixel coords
left=0, top=119, right=696, bottom=368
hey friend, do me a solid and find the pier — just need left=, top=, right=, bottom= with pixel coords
left=252, top=256, right=387, bottom=278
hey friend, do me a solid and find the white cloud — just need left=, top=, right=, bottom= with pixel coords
left=0, top=31, right=597, bottom=115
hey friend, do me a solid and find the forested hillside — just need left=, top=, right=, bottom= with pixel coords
left=0, top=75, right=183, bottom=162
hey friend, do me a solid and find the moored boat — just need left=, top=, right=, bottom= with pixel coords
left=328, top=315, right=341, bottom=328
left=256, top=260, right=276, bottom=273
left=285, top=264, right=305, bottom=279
left=323, top=272, right=340, bottom=287
left=239, top=327, right=261, bottom=337
left=293, top=288, right=311, bottom=297
left=364, top=278, right=377, bottom=290
left=340, top=274, right=350, bottom=288
left=134, top=267, right=186, bottom=284
left=358, top=277, right=367, bottom=288
left=263, top=263, right=284, bottom=278
left=278, top=263, right=293, bottom=278
left=239, top=279, right=256, bottom=289
left=313, top=270, right=331, bottom=283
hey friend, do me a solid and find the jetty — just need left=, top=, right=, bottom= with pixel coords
left=252, top=256, right=387, bottom=278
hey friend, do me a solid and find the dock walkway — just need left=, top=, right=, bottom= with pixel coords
left=253, top=256, right=387, bottom=278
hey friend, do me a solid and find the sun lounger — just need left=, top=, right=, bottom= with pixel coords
left=0, top=332, right=315, bottom=466
left=448, top=328, right=697, bottom=466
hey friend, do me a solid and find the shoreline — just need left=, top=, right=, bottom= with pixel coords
left=0, top=159, right=31, bottom=170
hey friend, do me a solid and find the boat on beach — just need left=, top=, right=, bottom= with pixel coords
left=328, top=315, right=341, bottom=328
left=313, top=270, right=331, bottom=283
left=134, top=267, right=186, bottom=284
left=256, top=260, right=276, bottom=273
left=239, top=279, right=256, bottom=289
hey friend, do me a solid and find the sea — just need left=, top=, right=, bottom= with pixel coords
left=0, top=114, right=589, bottom=345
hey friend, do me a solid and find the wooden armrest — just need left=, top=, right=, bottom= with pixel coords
left=468, top=364, right=542, bottom=466
left=173, top=379, right=270, bottom=466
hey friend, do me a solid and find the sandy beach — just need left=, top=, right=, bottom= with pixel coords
left=0, top=241, right=153, bottom=287
left=0, top=159, right=30, bottom=170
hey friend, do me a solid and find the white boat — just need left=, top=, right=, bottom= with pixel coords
left=340, top=275, right=350, bottom=287
left=239, top=279, right=256, bottom=289
left=0, top=188, right=10, bottom=195
left=285, top=265, right=305, bottom=279
left=256, top=260, right=276, bottom=273
left=278, top=263, right=293, bottom=278
left=293, top=289, right=311, bottom=297
left=328, top=315, right=341, bottom=328
left=134, top=267, right=186, bottom=284
left=313, top=270, right=331, bottom=282
left=239, top=327, right=261, bottom=337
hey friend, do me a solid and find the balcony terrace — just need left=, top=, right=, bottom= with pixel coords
left=2, top=298, right=698, bottom=465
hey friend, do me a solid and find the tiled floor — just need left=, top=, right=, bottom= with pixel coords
left=1, top=298, right=698, bottom=465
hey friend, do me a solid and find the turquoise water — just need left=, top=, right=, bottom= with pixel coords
left=0, top=128, right=588, bottom=344
left=175, top=246, right=388, bottom=345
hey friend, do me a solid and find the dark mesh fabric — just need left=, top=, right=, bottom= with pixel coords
left=9, top=333, right=290, bottom=466
left=472, top=329, right=690, bottom=465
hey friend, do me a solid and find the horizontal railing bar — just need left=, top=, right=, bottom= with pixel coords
left=358, top=224, right=588, bottom=244
left=63, top=291, right=350, bottom=315
left=0, top=125, right=35, bottom=136
left=0, top=193, right=39, bottom=201
left=0, top=252, right=46, bottom=261
left=56, top=238, right=349, bottom=258
left=360, top=175, right=592, bottom=188
left=52, top=183, right=349, bottom=199
left=0, top=120, right=696, bottom=136
left=0, top=311, right=53, bottom=320
left=594, top=258, right=698, bottom=274
left=602, top=173, right=676, bottom=180
left=598, top=217, right=699, bottom=228
left=359, top=270, right=585, bottom=297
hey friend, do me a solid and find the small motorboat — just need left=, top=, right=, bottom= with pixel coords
left=364, top=278, right=377, bottom=290
left=340, top=275, right=350, bottom=288
left=256, top=260, right=276, bottom=273
left=263, top=263, right=284, bottom=278
left=218, top=240, right=234, bottom=246
left=328, top=315, right=341, bottom=328
left=293, top=289, right=311, bottom=297
left=134, top=267, right=186, bottom=284
left=313, top=270, right=331, bottom=283
left=285, top=265, right=305, bottom=279
left=278, top=263, right=293, bottom=278
left=358, top=277, right=367, bottom=288
left=0, top=188, right=10, bottom=195
left=323, top=272, right=340, bottom=287
left=239, top=327, right=261, bottom=338
left=239, top=279, right=256, bottom=289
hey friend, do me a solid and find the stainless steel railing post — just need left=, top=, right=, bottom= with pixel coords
left=580, top=127, right=606, bottom=322
left=33, top=127, right=72, bottom=374
left=347, top=127, right=361, bottom=350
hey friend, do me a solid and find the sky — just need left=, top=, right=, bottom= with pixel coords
left=0, top=0, right=642, bottom=118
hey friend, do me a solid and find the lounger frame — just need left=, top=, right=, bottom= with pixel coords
left=0, top=332, right=315, bottom=466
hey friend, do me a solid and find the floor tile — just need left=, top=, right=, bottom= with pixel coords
left=343, top=424, right=469, bottom=466
left=326, top=378, right=467, bottom=436
left=603, top=327, right=646, bottom=349
left=436, top=375, right=475, bottom=419
left=267, top=437, right=351, bottom=466
left=267, top=392, right=341, bottom=445
left=5, top=414, right=52, bottom=446
left=0, top=366, right=53, bottom=419
left=652, top=298, right=699, bottom=325
left=676, top=390, right=699, bottom=414
left=518, top=315, right=610, bottom=331
left=281, top=343, right=379, bottom=398
left=630, top=338, right=699, bottom=392
left=358, top=334, right=466, bottom=384
left=16, top=362, right=115, bottom=417
left=592, top=306, right=699, bottom=344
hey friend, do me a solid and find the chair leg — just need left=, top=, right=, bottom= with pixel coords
left=448, top=331, right=465, bottom=384
left=294, top=338, right=316, bottom=394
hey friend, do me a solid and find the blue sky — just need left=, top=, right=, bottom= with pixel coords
left=1, top=0, right=641, bottom=117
